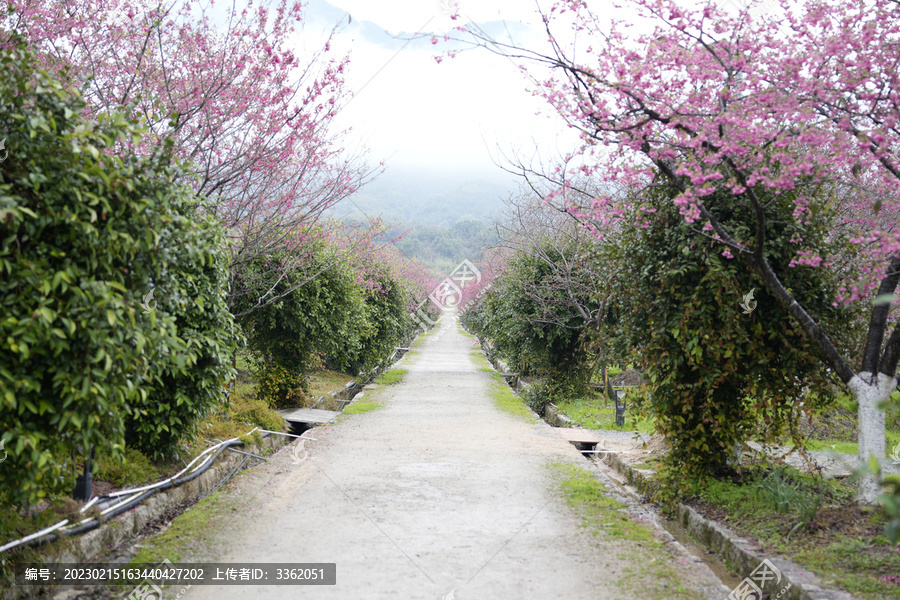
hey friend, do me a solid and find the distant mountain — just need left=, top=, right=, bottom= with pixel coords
left=333, top=165, right=517, bottom=228
left=384, top=218, right=497, bottom=275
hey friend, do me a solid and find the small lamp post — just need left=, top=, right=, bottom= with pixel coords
left=614, top=388, right=627, bottom=428
left=73, top=444, right=95, bottom=501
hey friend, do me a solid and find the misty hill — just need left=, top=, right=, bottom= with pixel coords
left=340, top=215, right=497, bottom=275
left=388, top=218, right=497, bottom=275
left=334, top=166, right=516, bottom=228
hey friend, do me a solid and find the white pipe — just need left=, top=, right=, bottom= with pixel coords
left=1, top=428, right=265, bottom=553
left=98, top=429, right=258, bottom=499
left=260, top=429, right=317, bottom=441
left=0, top=519, right=69, bottom=553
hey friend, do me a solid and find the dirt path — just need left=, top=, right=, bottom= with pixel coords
left=149, top=313, right=728, bottom=600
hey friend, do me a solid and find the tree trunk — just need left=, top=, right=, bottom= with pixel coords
left=848, top=372, right=895, bottom=502
left=604, top=366, right=615, bottom=404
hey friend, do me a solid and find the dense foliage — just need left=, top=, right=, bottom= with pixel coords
left=604, top=179, right=864, bottom=475
left=0, top=44, right=237, bottom=506
left=235, top=233, right=419, bottom=408
left=123, top=207, right=239, bottom=458
left=463, top=244, right=595, bottom=385
left=459, top=0, right=900, bottom=502
left=353, top=259, right=417, bottom=371
left=0, top=2, right=434, bottom=510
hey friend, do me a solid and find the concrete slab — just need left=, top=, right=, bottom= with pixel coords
left=278, top=407, right=340, bottom=425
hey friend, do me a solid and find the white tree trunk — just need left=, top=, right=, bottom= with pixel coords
left=848, top=372, right=894, bottom=503
left=727, top=441, right=742, bottom=468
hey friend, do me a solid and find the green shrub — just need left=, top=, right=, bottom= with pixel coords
left=122, top=176, right=239, bottom=460
left=0, top=42, right=236, bottom=507
left=606, top=178, right=863, bottom=477
left=522, top=380, right=552, bottom=415
left=235, top=241, right=368, bottom=375
left=463, top=248, right=594, bottom=383
left=348, top=261, right=419, bottom=373
left=235, top=239, right=420, bottom=389
left=230, top=390, right=287, bottom=432
left=95, top=448, right=159, bottom=488
left=253, top=363, right=309, bottom=409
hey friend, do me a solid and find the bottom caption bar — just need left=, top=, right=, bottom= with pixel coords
left=16, top=562, right=336, bottom=585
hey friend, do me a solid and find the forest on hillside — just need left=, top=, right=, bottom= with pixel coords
left=340, top=216, right=495, bottom=275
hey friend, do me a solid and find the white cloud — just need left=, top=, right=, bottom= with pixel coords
left=326, top=0, right=542, bottom=35
left=303, top=0, right=578, bottom=175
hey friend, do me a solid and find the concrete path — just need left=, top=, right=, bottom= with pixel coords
left=167, top=313, right=727, bottom=600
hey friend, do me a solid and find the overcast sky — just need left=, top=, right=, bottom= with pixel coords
left=296, top=0, right=768, bottom=199
left=301, top=0, right=580, bottom=180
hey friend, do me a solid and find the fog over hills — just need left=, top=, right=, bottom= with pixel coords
left=332, top=165, right=519, bottom=228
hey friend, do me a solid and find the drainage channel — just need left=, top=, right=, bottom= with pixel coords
left=583, top=451, right=744, bottom=591
left=484, top=349, right=743, bottom=593
left=657, top=512, right=744, bottom=590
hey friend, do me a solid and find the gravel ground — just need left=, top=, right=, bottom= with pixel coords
left=120, top=312, right=729, bottom=600
left=583, top=428, right=861, bottom=477
left=588, top=429, right=651, bottom=445
left=744, top=441, right=859, bottom=477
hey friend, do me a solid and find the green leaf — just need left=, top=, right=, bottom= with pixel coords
left=872, top=293, right=898, bottom=306
left=38, top=306, right=56, bottom=323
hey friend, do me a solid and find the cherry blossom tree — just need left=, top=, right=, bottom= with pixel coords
left=2, top=0, right=375, bottom=314
left=492, top=181, right=613, bottom=332
left=460, top=0, right=900, bottom=500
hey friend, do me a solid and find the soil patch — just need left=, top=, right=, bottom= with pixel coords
left=610, top=368, right=644, bottom=387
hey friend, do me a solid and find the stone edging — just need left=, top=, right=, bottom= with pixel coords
left=543, top=403, right=575, bottom=427
left=5, top=434, right=289, bottom=600
left=72, top=434, right=289, bottom=561
left=601, top=451, right=855, bottom=600
left=442, top=333, right=854, bottom=599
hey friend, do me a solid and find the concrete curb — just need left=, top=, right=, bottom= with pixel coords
left=4, top=434, right=289, bottom=600
left=66, top=435, right=288, bottom=562
left=601, top=450, right=855, bottom=600
left=544, top=403, right=575, bottom=428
